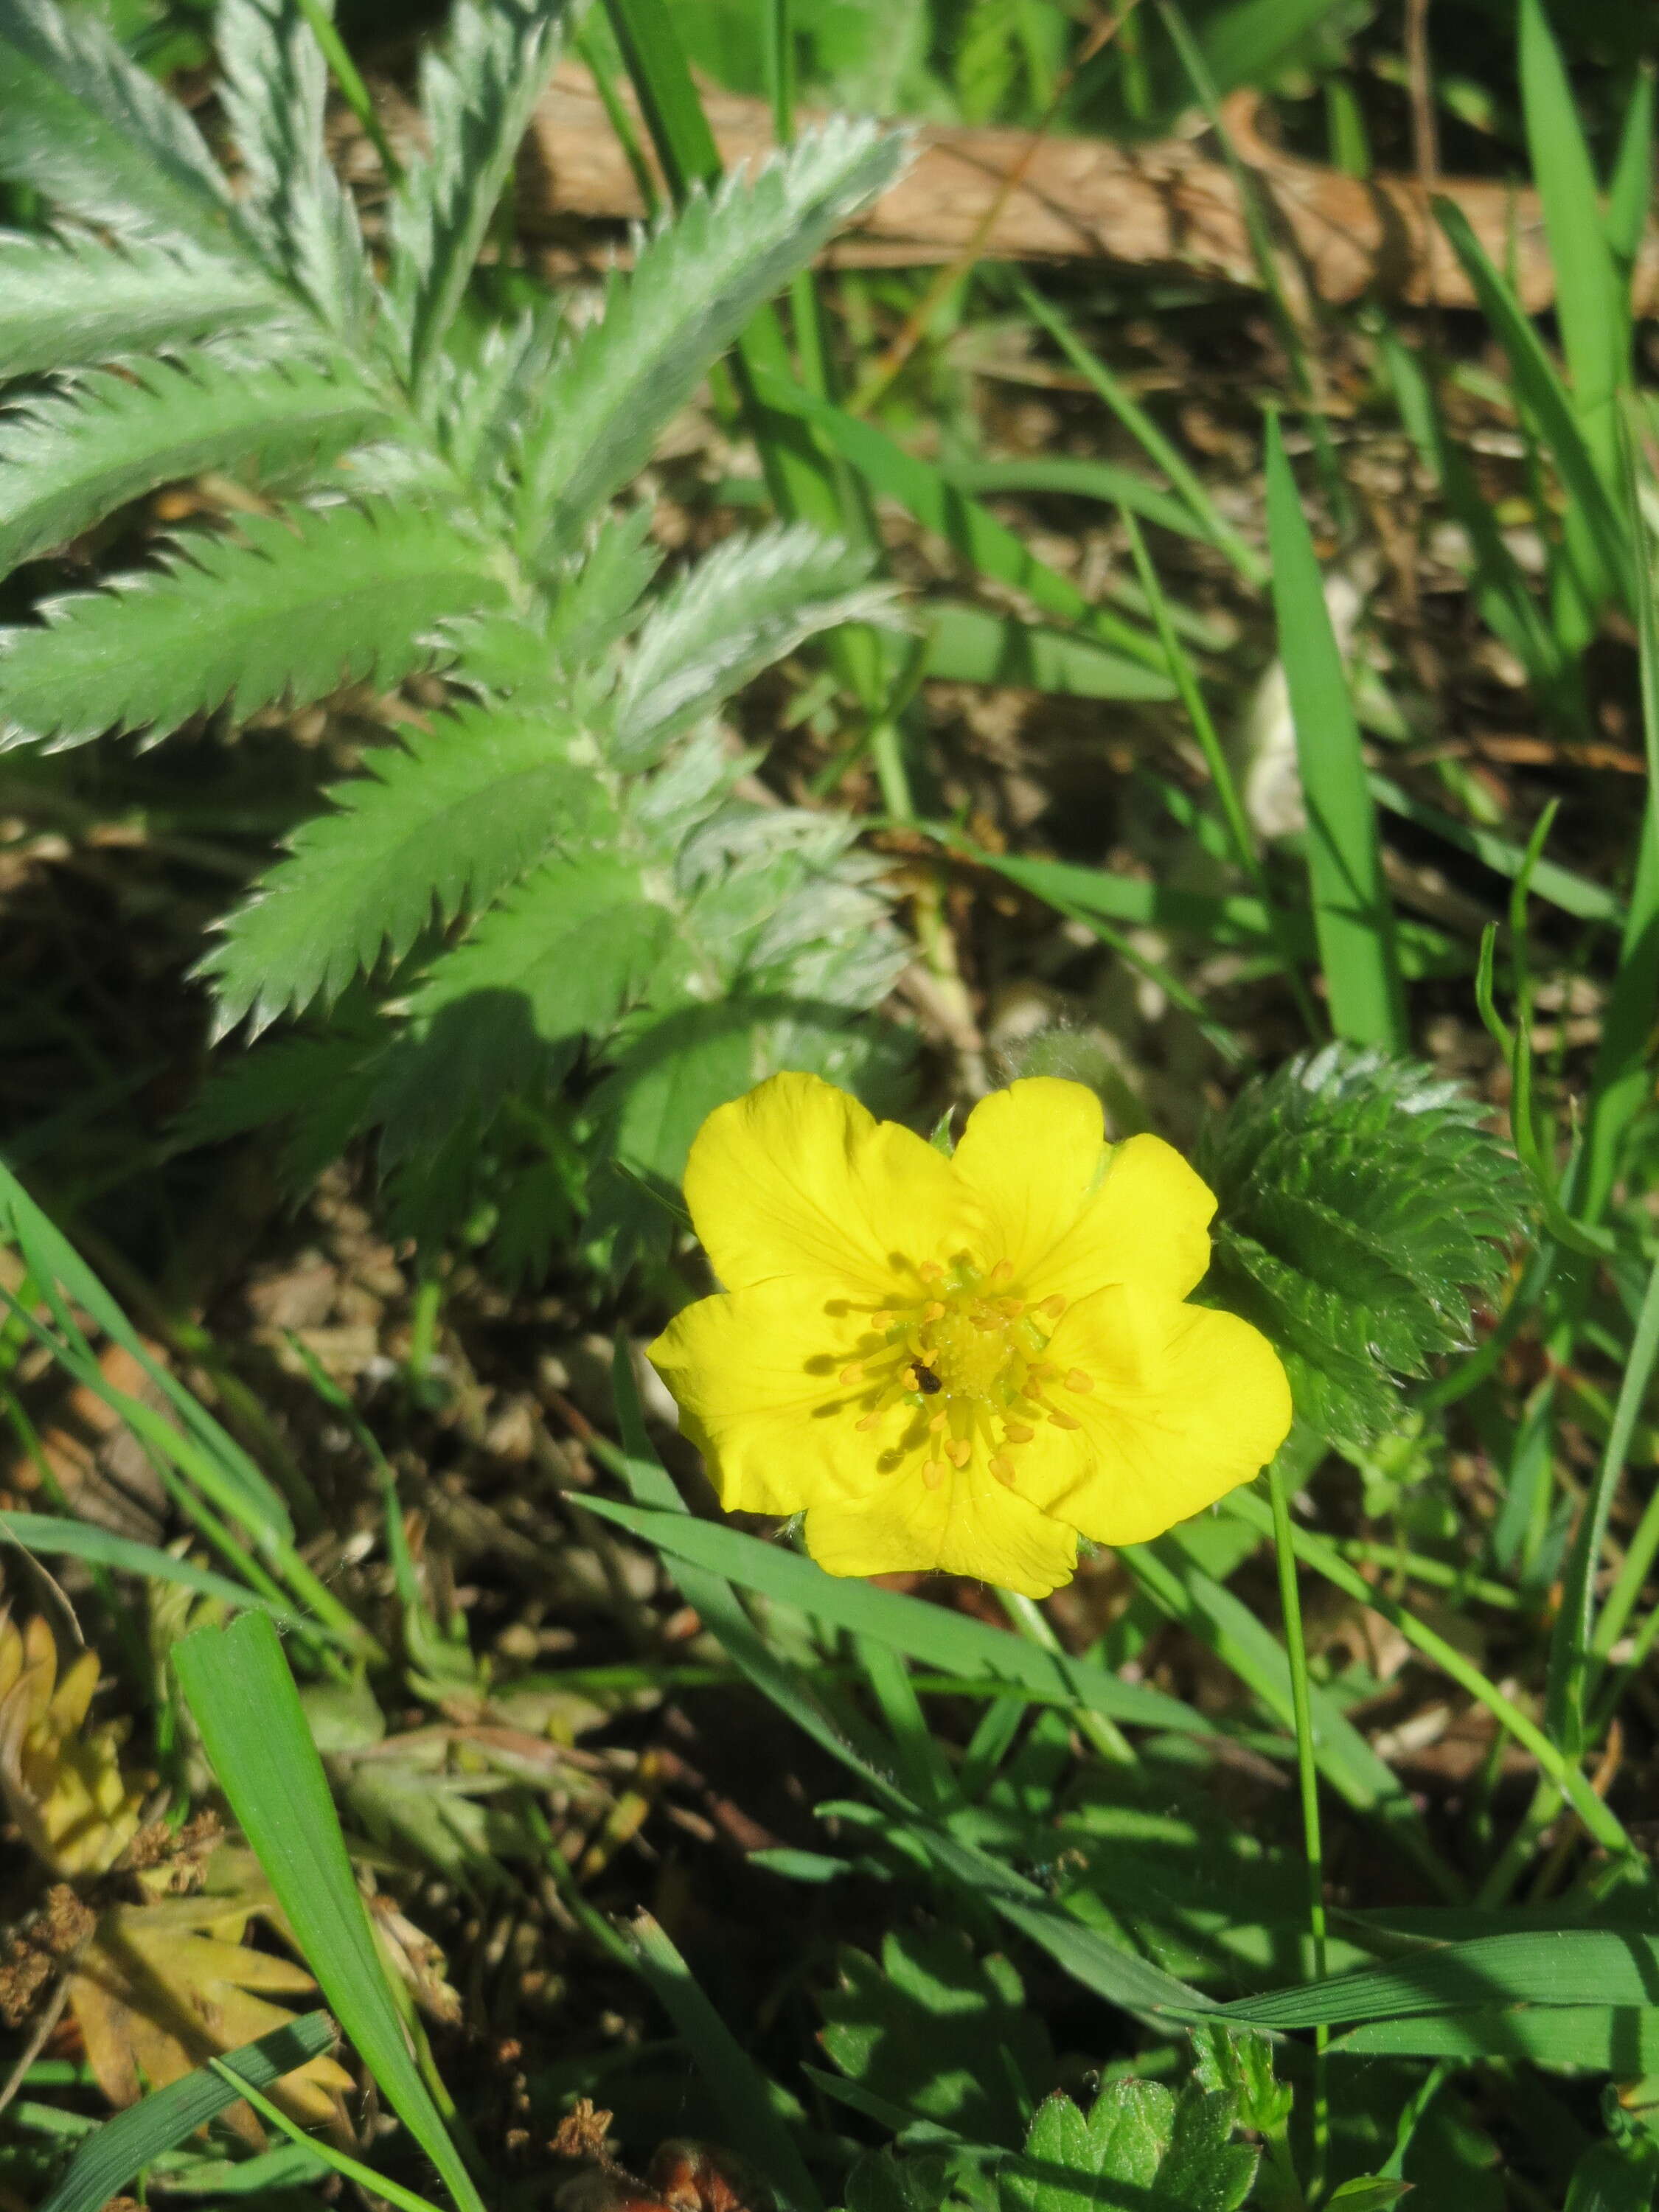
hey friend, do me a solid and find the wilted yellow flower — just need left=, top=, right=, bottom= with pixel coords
left=649, top=1074, right=1292, bottom=1598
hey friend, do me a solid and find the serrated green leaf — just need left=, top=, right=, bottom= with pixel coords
left=0, top=499, right=503, bottom=751
left=0, top=0, right=234, bottom=242
left=374, top=852, right=668, bottom=1152
left=1199, top=1043, right=1528, bottom=1446
left=0, top=238, right=285, bottom=375
left=0, top=353, right=389, bottom=577
left=612, top=523, right=891, bottom=763
left=821, top=1928, right=1052, bottom=2141
left=200, top=698, right=594, bottom=1032
left=386, top=0, right=571, bottom=378
left=516, top=118, right=906, bottom=558
left=216, top=0, right=370, bottom=333
left=1002, top=2081, right=1255, bottom=2212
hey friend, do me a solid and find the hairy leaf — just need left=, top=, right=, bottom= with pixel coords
left=386, top=0, right=571, bottom=378
left=516, top=118, right=906, bottom=558
left=200, top=698, right=597, bottom=1032
left=0, top=498, right=504, bottom=750
left=0, top=237, right=285, bottom=375
left=216, top=0, right=370, bottom=333
left=1198, top=1044, right=1528, bottom=1447
left=0, top=0, right=234, bottom=242
left=611, top=523, right=894, bottom=763
left=0, top=354, right=390, bottom=577
left=374, top=852, right=667, bottom=1153
left=425, top=299, right=567, bottom=496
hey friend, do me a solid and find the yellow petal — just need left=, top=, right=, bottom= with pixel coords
left=1020, top=1286, right=1292, bottom=1545
left=684, top=1071, right=980, bottom=1296
left=1040, top=1135, right=1217, bottom=1307
left=648, top=1278, right=874, bottom=1515
left=802, top=1459, right=1078, bottom=1599
left=953, top=1078, right=1110, bottom=1283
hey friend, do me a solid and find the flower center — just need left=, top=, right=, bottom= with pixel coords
left=835, top=1255, right=1085, bottom=1493
left=925, top=1307, right=1012, bottom=1400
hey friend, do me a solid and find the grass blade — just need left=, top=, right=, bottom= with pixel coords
left=0, top=1512, right=318, bottom=1627
left=1519, top=0, right=1624, bottom=484
left=578, top=1492, right=1216, bottom=1738
left=629, top=1914, right=821, bottom=2212
left=38, top=2014, right=335, bottom=2212
left=1263, top=415, right=1406, bottom=1049
left=751, top=367, right=1168, bottom=671
left=172, top=1613, right=486, bottom=2212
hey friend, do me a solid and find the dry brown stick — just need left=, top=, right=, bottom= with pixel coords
left=519, top=62, right=1659, bottom=313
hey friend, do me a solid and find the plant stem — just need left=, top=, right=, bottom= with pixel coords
left=998, top=1589, right=1135, bottom=1764
left=1267, top=1455, right=1329, bottom=2202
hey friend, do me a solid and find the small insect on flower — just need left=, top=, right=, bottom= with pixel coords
left=648, top=1073, right=1292, bottom=1598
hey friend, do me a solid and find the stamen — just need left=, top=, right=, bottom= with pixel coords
left=1049, top=1408, right=1082, bottom=1431
left=1065, top=1368, right=1094, bottom=1394
left=919, top=1261, right=944, bottom=1282
left=989, top=1454, right=1016, bottom=1485
left=1040, top=1294, right=1066, bottom=1318
left=945, top=1438, right=971, bottom=1468
left=1000, top=1299, right=1024, bottom=1319
left=1004, top=1422, right=1034, bottom=1444
left=840, top=1363, right=864, bottom=1385
left=928, top=1410, right=947, bottom=1432
left=990, top=1259, right=1015, bottom=1282
left=922, top=1301, right=946, bottom=1322
left=857, top=1412, right=882, bottom=1431
left=903, top=1367, right=920, bottom=1391
left=922, top=1459, right=945, bottom=1489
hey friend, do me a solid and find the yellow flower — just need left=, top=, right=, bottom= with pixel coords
left=647, top=1073, right=1293, bottom=1599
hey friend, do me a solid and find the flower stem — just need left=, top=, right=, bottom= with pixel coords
left=1267, top=1454, right=1329, bottom=2203
left=998, top=1589, right=1136, bottom=1765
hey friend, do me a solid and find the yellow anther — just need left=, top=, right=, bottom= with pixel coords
left=1041, top=1294, right=1067, bottom=1318
left=1004, top=1422, right=1034, bottom=1444
left=1000, top=1299, right=1024, bottom=1319
left=990, top=1259, right=1015, bottom=1282
left=857, top=1411, right=882, bottom=1430
left=946, top=1438, right=972, bottom=1468
left=919, top=1260, right=945, bottom=1282
left=903, top=1366, right=920, bottom=1391
left=922, top=1301, right=946, bottom=1322
left=928, top=1409, right=947, bottom=1432
left=840, top=1363, right=864, bottom=1385
left=989, top=1454, right=1016, bottom=1485
left=1065, top=1368, right=1094, bottom=1394
left=1048, top=1408, right=1082, bottom=1431
left=922, top=1458, right=945, bottom=1489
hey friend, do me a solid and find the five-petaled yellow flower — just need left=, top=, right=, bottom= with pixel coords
left=648, top=1073, right=1293, bottom=1598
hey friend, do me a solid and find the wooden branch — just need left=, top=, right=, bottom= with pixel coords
left=519, top=64, right=1659, bottom=313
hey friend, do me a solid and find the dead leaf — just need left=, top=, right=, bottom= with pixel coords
left=67, top=1891, right=353, bottom=2144
left=0, top=1612, right=142, bottom=1877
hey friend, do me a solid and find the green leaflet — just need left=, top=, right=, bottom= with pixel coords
left=0, top=500, right=506, bottom=751
left=0, top=237, right=286, bottom=375
left=200, top=699, right=594, bottom=1032
left=0, top=353, right=389, bottom=579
